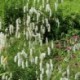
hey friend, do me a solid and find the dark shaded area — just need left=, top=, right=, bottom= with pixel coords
left=43, top=10, right=80, bottom=42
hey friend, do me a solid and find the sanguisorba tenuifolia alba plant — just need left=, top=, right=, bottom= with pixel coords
left=0, top=0, right=80, bottom=80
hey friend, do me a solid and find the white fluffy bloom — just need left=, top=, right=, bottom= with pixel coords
left=39, top=5, right=43, bottom=11
left=47, top=47, right=51, bottom=55
left=14, top=55, right=18, bottom=62
left=16, top=18, right=21, bottom=28
left=29, top=7, right=37, bottom=15
left=15, top=18, right=21, bottom=38
left=25, top=60, right=28, bottom=67
left=2, top=74, right=6, bottom=80
left=60, top=77, right=69, bottom=80
left=9, top=73, right=12, bottom=79
left=36, top=70, right=38, bottom=75
left=45, top=18, right=49, bottom=25
left=21, top=49, right=27, bottom=58
left=22, top=61, right=25, bottom=69
left=66, top=65, right=70, bottom=78
left=45, top=4, right=51, bottom=12
left=9, top=24, right=14, bottom=35
left=46, top=63, right=50, bottom=70
left=18, top=58, right=22, bottom=67
left=37, top=33, right=41, bottom=40
left=30, top=48, right=34, bottom=63
left=50, top=59, right=53, bottom=71
left=31, top=22, right=35, bottom=29
left=40, top=62, right=43, bottom=71
left=0, top=32, right=6, bottom=50
left=23, top=6, right=26, bottom=13
left=17, top=32, right=21, bottom=38
left=35, top=25, right=38, bottom=33
left=40, top=73, right=43, bottom=80
left=47, top=24, right=51, bottom=32
left=46, top=63, right=51, bottom=80
left=35, top=56, right=38, bottom=64
left=16, top=50, right=27, bottom=67
left=75, top=72, right=80, bottom=80
left=36, top=12, right=40, bottom=22
left=45, top=4, right=52, bottom=17
left=46, top=37, right=48, bottom=45
left=41, top=68, right=44, bottom=74
left=23, top=3, right=29, bottom=12
left=40, top=53, right=46, bottom=61
left=72, top=43, right=80, bottom=52
left=41, top=25, right=45, bottom=34
left=26, top=15, right=31, bottom=26
left=42, top=19, right=45, bottom=24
